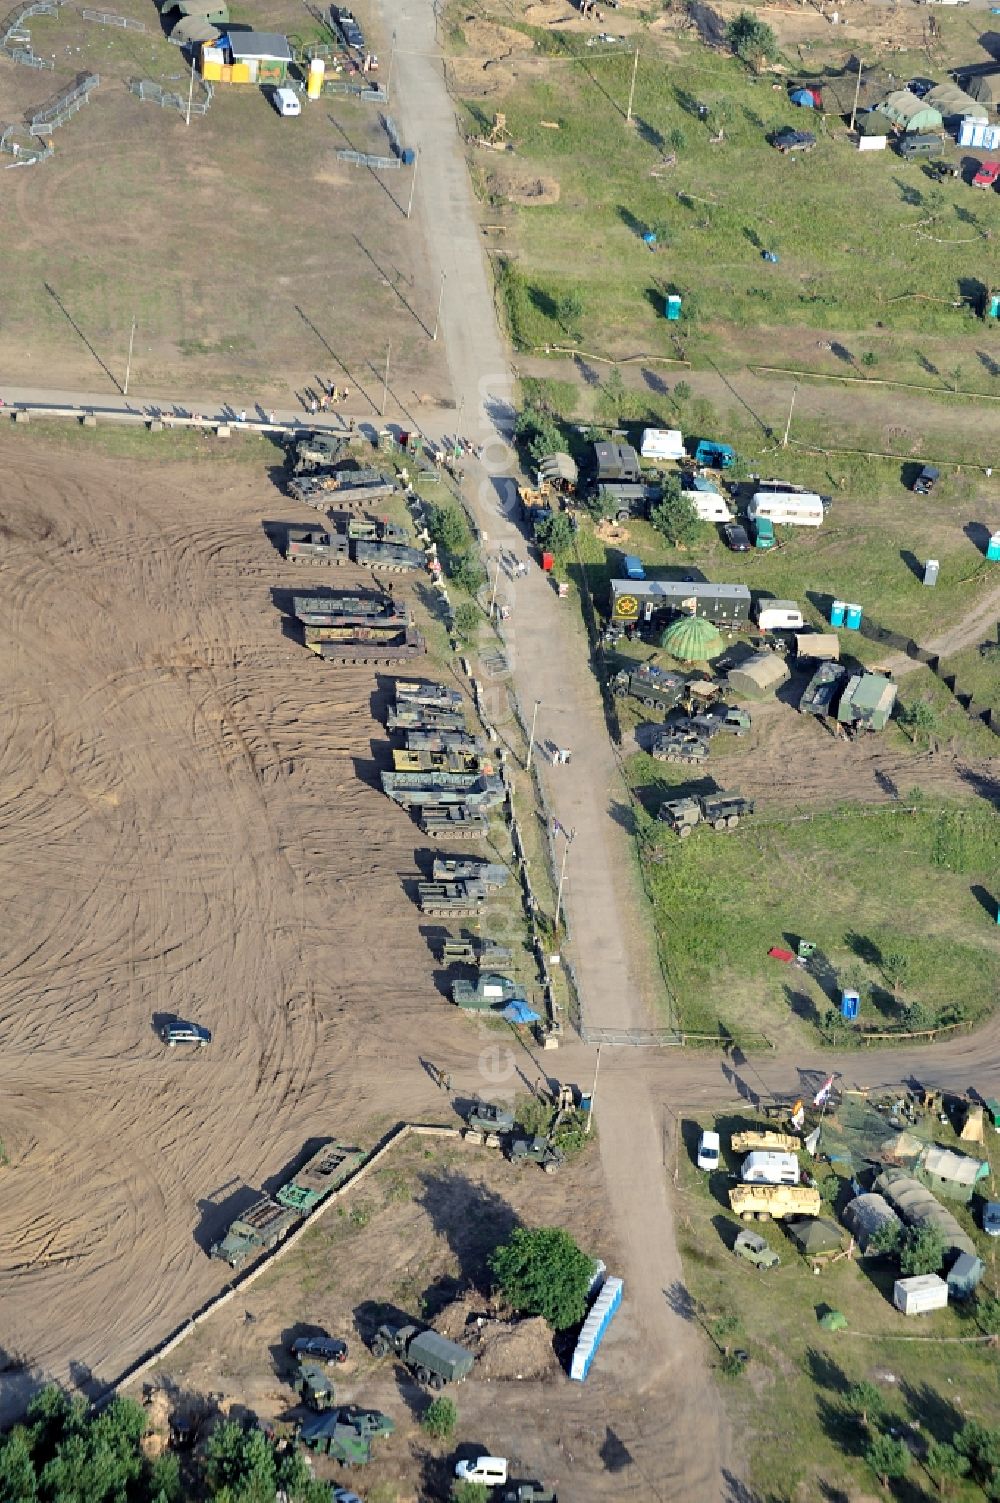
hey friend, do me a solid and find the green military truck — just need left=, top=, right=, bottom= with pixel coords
left=276, top=1142, right=364, bottom=1214
left=612, top=662, right=690, bottom=714
left=657, top=791, right=755, bottom=837
left=371, top=1322, right=475, bottom=1389
left=295, top=1363, right=336, bottom=1412
left=210, top=1196, right=299, bottom=1269
left=297, top=1413, right=371, bottom=1465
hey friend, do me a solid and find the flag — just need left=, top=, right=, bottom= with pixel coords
left=812, top=1074, right=835, bottom=1109
left=790, top=1099, right=805, bottom=1130
left=804, top=1126, right=821, bottom=1157
left=552, top=817, right=565, bottom=838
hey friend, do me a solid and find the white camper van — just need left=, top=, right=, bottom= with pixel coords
left=748, top=492, right=824, bottom=528
left=273, top=87, right=301, bottom=117
left=741, top=1151, right=800, bottom=1186
left=640, top=427, right=685, bottom=461
left=754, top=599, right=805, bottom=632
left=681, top=488, right=733, bottom=523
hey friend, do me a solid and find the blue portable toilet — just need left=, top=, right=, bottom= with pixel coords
left=845, top=603, right=863, bottom=630
left=841, top=989, right=860, bottom=1021
left=989, top=293, right=1000, bottom=320
left=987, top=531, right=1000, bottom=562
left=665, top=294, right=682, bottom=321
left=643, top=232, right=657, bottom=250
left=923, top=558, right=939, bottom=587
left=830, top=600, right=846, bottom=628
left=401, top=147, right=416, bottom=165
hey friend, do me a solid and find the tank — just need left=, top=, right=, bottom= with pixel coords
left=292, top=594, right=404, bottom=626
left=306, top=624, right=425, bottom=664
left=275, top=1142, right=365, bottom=1213
left=381, top=771, right=505, bottom=808
left=353, top=540, right=425, bottom=572
left=387, top=705, right=466, bottom=732
left=395, top=680, right=464, bottom=710
left=307, top=55, right=325, bottom=98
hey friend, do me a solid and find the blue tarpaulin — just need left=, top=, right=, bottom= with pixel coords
left=503, top=1000, right=540, bottom=1024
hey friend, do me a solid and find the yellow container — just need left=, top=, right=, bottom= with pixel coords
left=307, top=56, right=325, bottom=99
left=231, top=61, right=250, bottom=83
left=202, top=59, right=222, bottom=80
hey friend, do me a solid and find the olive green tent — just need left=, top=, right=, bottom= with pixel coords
left=786, top=1218, right=843, bottom=1255
left=857, top=109, right=893, bottom=137
left=881, top=90, right=943, bottom=133
left=961, top=71, right=1000, bottom=109
left=658, top=614, right=724, bottom=663
left=925, top=82, right=988, bottom=121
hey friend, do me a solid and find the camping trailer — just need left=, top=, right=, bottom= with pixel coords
left=748, top=492, right=825, bottom=528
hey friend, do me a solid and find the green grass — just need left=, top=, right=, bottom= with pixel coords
left=2, top=417, right=283, bottom=464
left=628, top=793, right=1000, bottom=1040
left=675, top=1108, right=1000, bottom=1501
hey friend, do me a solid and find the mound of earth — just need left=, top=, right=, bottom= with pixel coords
left=435, top=1295, right=559, bottom=1380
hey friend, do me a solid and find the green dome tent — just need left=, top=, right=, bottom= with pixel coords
left=658, top=614, right=724, bottom=663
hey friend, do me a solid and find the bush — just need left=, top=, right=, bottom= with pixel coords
left=533, top=511, right=576, bottom=559
left=452, top=601, right=482, bottom=642
left=426, top=503, right=469, bottom=555
left=898, top=1224, right=944, bottom=1276
left=421, top=1396, right=458, bottom=1441
left=453, top=1482, right=489, bottom=1503
left=490, top=1225, right=594, bottom=1330
left=726, top=11, right=777, bottom=69
left=649, top=476, right=701, bottom=547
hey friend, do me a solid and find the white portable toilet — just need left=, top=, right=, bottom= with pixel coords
left=923, top=558, right=939, bottom=587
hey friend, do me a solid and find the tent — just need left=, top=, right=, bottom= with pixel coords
left=925, top=82, right=988, bottom=121
left=843, top=1192, right=901, bottom=1251
left=502, top=999, right=540, bottom=1025
left=881, top=90, right=943, bottom=133
left=791, top=65, right=897, bottom=117
left=727, top=651, right=789, bottom=700
left=536, top=451, right=578, bottom=493
left=878, top=1131, right=923, bottom=1165
left=961, top=71, right=1000, bottom=109
left=857, top=109, right=894, bottom=137
left=658, top=614, right=724, bottom=663
left=918, top=1145, right=989, bottom=1204
left=874, top=1169, right=976, bottom=1260
left=789, top=87, right=818, bottom=109
left=786, top=1218, right=843, bottom=1255
left=171, top=13, right=219, bottom=41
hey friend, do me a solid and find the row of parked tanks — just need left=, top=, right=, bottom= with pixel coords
left=380, top=679, right=506, bottom=837
left=280, top=590, right=426, bottom=665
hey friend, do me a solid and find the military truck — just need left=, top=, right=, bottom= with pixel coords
left=297, top=1413, right=371, bottom=1464
left=593, top=439, right=641, bottom=484
left=467, top=1100, right=516, bottom=1135
left=305, top=624, right=425, bottom=666
left=597, top=481, right=663, bottom=521
left=343, top=516, right=410, bottom=545
left=335, top=1406, right=395, bottom=1441
left=837, top=672, right=897, bottom=732
left=509, top=1135, right=564, bottom=1174
left=731, top=1130, right=801, bottom=1154
left=799, top=662, right=848, bottom=718
left=395, top=680, right=464, bottom=711
left=353, top=540, right=425, bottom=573
left=292, top=594, right=403, bottom=627
left=500, top=1486, right=557, bottom=1503
left=276, top=1142, right=364, bottom=1214
left=285, top=526, right=350, bottom=565
left=388, top=704, right=466, bottom=733
left=419, top=804, right=491, bottom=838
left=657, top=791, right=754, bottom=837
left=381, top=771, right=505, bottom=809
left=418, top=879, right=490, bottom=917
left=432, top=857, right=508, bottom=888
left=295, top=1363, right=335, bottom=1411
left=452, top=971, right=520, bottom=1009
left=210, top=1196, right=300, bottom=1268
left=733, top=1229, right=780, bottom=1270
left=650, top=728, right=709, bottom=765
left=729, top=1183, right=822, bottom=1221
left=684, top=706, right=751, bottom=739
left=370, top=1322, right=475, bottom=1388
left=612, top=662, right=691, bottom=714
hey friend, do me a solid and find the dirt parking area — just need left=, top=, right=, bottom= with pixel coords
left=0, top=432, right=491, bottom=1410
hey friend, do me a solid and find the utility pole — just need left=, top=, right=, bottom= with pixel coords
left=432, top=269, right=445, bottom=341
left=387, top=29, right=396, bottom=92
left=406, top=147, right=419, bottom=220
left=585, top=1044, right=601, bottom=1135
left=123, top=315, right=137, bottom=397
left=185, top=52, right=196, bottom=127
left=849, top=53, right=863, bottom=133
left=781, top=384, right=798, bottom=449
left=489, top=554, right=501, bottom=621
left=525, top=698, right=541, bottom=771
left=554, top=825, right=574, bottom=931
left=626, top=46, right=639, bottom=124
left=381, top=342, right=390, bottom=417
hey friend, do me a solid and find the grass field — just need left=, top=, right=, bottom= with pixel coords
left=451, top=2, right=1000, bottom=384
left=674, top=1106, right=1000, bottom=1501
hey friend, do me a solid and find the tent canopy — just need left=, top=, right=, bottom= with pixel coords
left=961, top=71, right=1000, bottom=107
left=503, top=999, right=540, bottom=1025
left=857, top=108, right=893, bottom=137
left=874, top=1169, right=976, bottom=1259
left=727, top=651, right=789, bottom=699
left=925, top=82, right=988, bottom=120
left=786, top=1217, right=843, bottom=1254
left=659, top=614, right=725, bottom=663
left=881, top=90, right=943, bottom=132
left=844, top=1192, right=900, bottom=1251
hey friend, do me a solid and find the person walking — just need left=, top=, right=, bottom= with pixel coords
left=239, top=408, right=247, bottom=423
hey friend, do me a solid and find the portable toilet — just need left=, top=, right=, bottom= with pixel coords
left=989, top=292, right=1000, bottom=321
left=845, top=603, right=863, bottom=630
left=841, top=988, right=860, bottom=1021
left=541, top=551, right=555, bottom=573
left=830, top=600, right=846, bottom=628
left=987, top=531, right=1000, bottom=562
left=643, top=232, right=657, bottom=250
left=923, top=558, right=940, bottom=587
left=665, top=294, right=682, bottom=321
left=947, top=1251, right=984, bottom=1301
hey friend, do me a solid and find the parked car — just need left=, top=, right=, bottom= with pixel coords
left=722, top=522, right=750, bottom=553
left=753, top=516, right=776, bottom=550
left=160, top=1021, right=211, bottom=1048
left=983, top=1203, right=1000, bottom=1237
left=771, top=127, right=815, bottom=153
left=733, top=1228, right=780, bottom=1270
left=972, top=160, right=1000, bottom=190
left=697, top=1129, right=721, bottom=1171
left=912, top=464, right=940, bottom=495
left=456, top=1457, right=509, bottom=1487
left=291, top=1335, right=349, bottom=1365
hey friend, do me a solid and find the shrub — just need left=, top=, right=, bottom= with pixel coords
left=452, top=602, right=482, bottom=642
left=421, top=1396, right=458, bottom=1441
left=649, top=476, right=700, bottom=547
left=426, top=504, right=468, bottom=555
left=490, top=1225, right=594, bottom=1330
left=726, top=11, right=777, bottom=69
left=899, top=1224, right=945, bottom=1276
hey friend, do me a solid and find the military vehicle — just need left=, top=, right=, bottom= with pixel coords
left=387, top=704, right=466, bottom=733
left=612, top=662, right=690, bottom=714
left=731, top=1130, right=801, bottom=1154
left=684, top=706, right=751, bottom=739
left=451, top=972, right=520, bottom=1009
left=298, top=1413, right=372, bottom=1464
left=837, top=672, right=897, bottom=732
left=292, top=594, right=404, bottom=628
left=419, top=804, right=491, bottom=838
left=285, top=526, right=350, bottom=565
left=500, top=1487, right=557, bottom=1503
left=370, top=1321, right=475, bottom=1388
left=467, top=1100, right=516, bottom=1134
left=391, top=747, right=488, bottom=773
left=729, top=1183, right=822, bottom=1221
left=276, top=1143, right=364, bottom=1214
left=395, top=680, right=463, bottom=711
left=432, top=857, right=508, bottom=889
left=442, top=937, right=513, bottom=969
left=657, top=791, right=754, bottom=837
left=291, top=1334, right=349, bottom=1365
left=353, top=540, right=425, bottom=573
left=509, top=1135, right=564, bottom=1174
left=381, top=771, right=505, bottom=809
left=295, top=1363, right=336, bottom=1411
left=342, top=516, right=409, bottom=544
left=335, top=1406, right=395, bottom=1441
left=799, top=662, right=848, bottom=718
left=288, top=431, right=347, bottom=471
left=417, top=879, right=490, bottom=917
left=650, top=728, right=709, bottom=765
left=289, top=463, right=395, bottom=505
left=210, top=1196, right=300, bottom=1269
left=733, top=1229, right=780, bottom=1270
left=306, top=624, right=425, bottom=666
left=404, top=729, right=482, bottom=753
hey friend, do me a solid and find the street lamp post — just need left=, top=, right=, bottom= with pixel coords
left=554, top=825, right=575, bottom=931
left=432, top=270, right=445, bottom=341
left=525, top=698, right=541, bottom=771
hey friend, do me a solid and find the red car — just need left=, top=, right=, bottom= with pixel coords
left=972, top=160, right=1000, bottom=189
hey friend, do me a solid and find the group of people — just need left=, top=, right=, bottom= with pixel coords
left=308, top=384, right=351, bottom=416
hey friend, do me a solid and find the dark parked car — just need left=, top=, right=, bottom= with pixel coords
left=771, top=127, right=816, bottom=153
left=160, top=1021, right=211, bottom=1048
left=912, top=464, right=940, bottom=495
left=291, top=1335, right=349, bottom=1365
left=722, top=522, right=751, bottom=552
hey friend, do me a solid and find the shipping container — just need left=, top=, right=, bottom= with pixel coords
left=894, top=1274, right=948, bottom=1316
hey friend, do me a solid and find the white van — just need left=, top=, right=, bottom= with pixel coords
left=755, top=599, right=805, bottom=632
left=640, top=427, right=685, bottom=461
left=747, top=491, right=824, bottom=528
left=697, top=1130, right=721, bottom=1171
left=273, top=87, right=301, bottom=117
left=455, top=1457, right=509, bottom=1487
left=682, top=488, right=733, bottom=523
left=741, top=1151, right=800, bottom=1185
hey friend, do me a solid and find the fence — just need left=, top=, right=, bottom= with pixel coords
left=30, top=72, right=99, bottom=133
left=0, top=0, right=59, bottom=64
left=82, top=8, right=145, bottom=27
left=0, top=125, right=51, bottom=163
left=323, top=78, right=386, bottom=101
left=336, top=147, right=400, bottom=169
left=128, top=76, right=213, bottom=117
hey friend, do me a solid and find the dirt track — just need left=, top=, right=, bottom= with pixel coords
left=0, top=438, right=471, bottom=1402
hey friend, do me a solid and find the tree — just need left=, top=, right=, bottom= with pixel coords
left=925, top=1441, right=970, bottom=1498
left=452, top=601, right=482, bottom=642
left=421, top=1396, right=458, bottom=1441
left=203, top=1422, right=276, bottom=1501
left=0, top=1427, right=38, bottom=1503
left=881, top=951, right=910, bottom=997
left=672, top=380, right=692, bottom=407
left=726, top=11, right=777, bottom=69
left=426, top=504, right=468, bottom=556
left=580, top=489, right=617, bottom=523
left=453, top=1482, right=489, bottom=1503
left=649, top=476, right=701, bottom=547
left=514, top=404, right=564, bottom=465
left=451, top=552, right=486, bottom=596
left=846, top=1382, right=887, bottom=1432
left=555, top=289, right=584, bottom=336
left=490, top=1225, right=594, bottom=1330
left=898, top=700, right=939, bottom=741
left=956, top=1420, right=1000, bottom=1487
left=533, top=511, right=576, bottom=559
left=668, top=126, right=686, bottom=152
left=868, top=1220, right=901, bottom=1257
left=865, top=1433, right=910, bottom=1490
left=899, top=1224, right=945, bottom=1276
